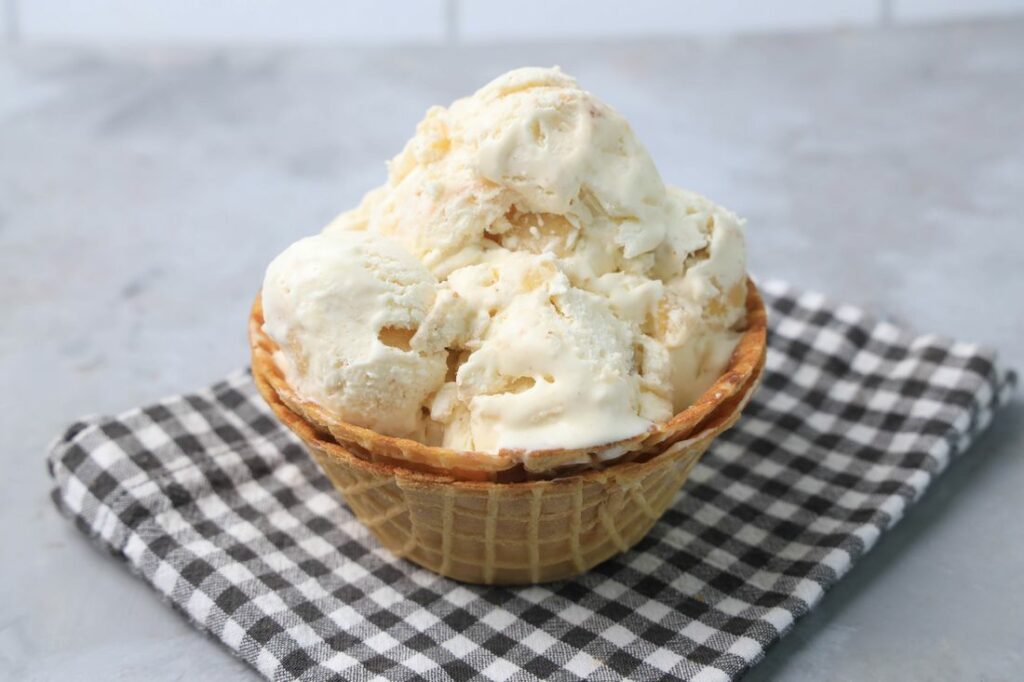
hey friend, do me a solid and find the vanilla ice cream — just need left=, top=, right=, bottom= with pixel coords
left=261, top=230, right=457, bottom=439
left=428, top=251, right=659, bottom=453
left=265, top=67, right=748, bottom=454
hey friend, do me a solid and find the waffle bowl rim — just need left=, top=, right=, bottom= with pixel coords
left=249, top=277, right=767, bottom=483
left=254, top=352, right=762, bottom=491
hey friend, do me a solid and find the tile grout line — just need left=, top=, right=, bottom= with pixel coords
left=879, top=0, right=895, bottom=26
left=445, top=0, right=459, bottom=45
left=3, top=0, right=18, bottom=43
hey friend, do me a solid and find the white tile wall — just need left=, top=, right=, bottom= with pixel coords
left=894, top=0, right=1024, bottom=21
left=3, top=0, right=1023, bottom=44
left=17, top=0, right=447, bottom=44
left=459, top=0, right=878, bottom=41
left=2, top=0, right=14, bottom=40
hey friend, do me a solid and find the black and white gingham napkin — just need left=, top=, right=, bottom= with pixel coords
left=48, top=280, right=1015, bottom=682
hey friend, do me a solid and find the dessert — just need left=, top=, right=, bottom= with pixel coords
left=250, top=67, right=766, bottom=583
left=262, top=230, right=448, bottom=440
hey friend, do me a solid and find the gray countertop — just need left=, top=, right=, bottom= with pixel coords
left=2, top=19, right=1023, bottom=682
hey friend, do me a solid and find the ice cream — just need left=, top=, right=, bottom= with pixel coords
left=261, top=230, right=454, bottom=439
left=263, top=66, right=748, bottom=454
left=429, top=251, right=658, bottom=453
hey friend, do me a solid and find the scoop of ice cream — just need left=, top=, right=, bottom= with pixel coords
left=324, top=66, right=670, bottom=283
left=654, top=188, right=748, bottom=408
left=278, top=66, right=749, bottom=453
left=261, top=230, right=460, bottom=439
left=428, top=251, right=668, bottom=452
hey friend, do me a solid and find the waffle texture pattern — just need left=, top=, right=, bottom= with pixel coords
left=48, top=280, right=1015, bottom=682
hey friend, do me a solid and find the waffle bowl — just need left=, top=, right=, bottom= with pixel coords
left=249, top=279, right=767, bottom=584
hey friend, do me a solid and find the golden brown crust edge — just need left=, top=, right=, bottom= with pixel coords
left=249, top=277, right=766, bottom=483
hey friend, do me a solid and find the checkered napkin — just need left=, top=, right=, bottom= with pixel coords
left=48, top=280, right=1015, bottom=682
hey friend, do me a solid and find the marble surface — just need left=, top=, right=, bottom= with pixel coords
left=2, top=19, right=1023, bottom=682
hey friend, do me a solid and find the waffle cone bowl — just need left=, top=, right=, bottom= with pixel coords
left=249, top=279, right=767, bottom=584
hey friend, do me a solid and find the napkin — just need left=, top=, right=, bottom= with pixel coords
left=48, top=280, right=1015, bottom=681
